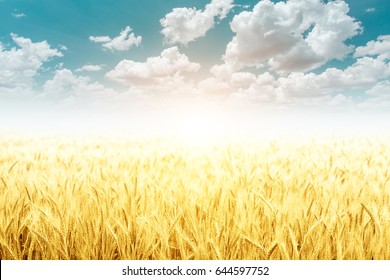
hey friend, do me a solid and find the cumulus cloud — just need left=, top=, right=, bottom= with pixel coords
left=209, top=63, right=236, bottom=80
left=222, top=0, right=361, bottom=73
left=203, top=54, right=390, bottom=108
left=12, top=12, right=26, bottom=18
left=106, top=46, right=200, bottom=87
left=44, top=69, right=91, bottom=93
left=326, top=94, right=353, bottom=107
left=160, top=0, right=234, bottom=45
left=354, top=35, right=390, bottom=60
left=331, top=57, right=390, bottom=87
left=200, top=67, right=258, bottom=95
left=286, top=56, right=388, bottom=95
left=272, top=56, right=390, bottom=99
left=89, top=26, right=142, bottom=51
left=75, top=64, right=103, bottom=72
left=366, top=80, right=390, bottom=97
left=357, top=81, right=390, bottom=110
left=198, top=77, right=234, bottom=96
left=42, top=69, right=114, bottom=103
left=233, top=72, right=280, bottom=103
left=0, top=33, right=62, bottom=89
left=228, top=72, right=357, bottom=109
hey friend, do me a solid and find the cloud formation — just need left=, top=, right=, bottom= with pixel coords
left=89, top=26, right=142, bottom=51
left=43, top=69, right=114, bottom=105
left=160, top=0, right=234, bottom=45
left=354, top=35, right=390, bottom=60
left=75, top=64, right=103, bottom=72
left=106, top=46, right=201, bottom=87
left=366, top=80, right=390, bottom=97
left=0, top=34, right=62, bottom=89
left=12, top=12, right=26, bottom=18
left=278, top=56, right=390, bottom=97
left=222, top=0, right=361, bottom=73
left=201, top=55, right=390, bottom=107
left=358, top=80, right=390, bottom=110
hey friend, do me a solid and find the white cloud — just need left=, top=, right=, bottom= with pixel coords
left=106, top=46, right=200, bottom=87
left=233, top=72, right=280, bottom=103
left=277, top=57, right=390, bottom=98
left=75, top=64, right=103, bottom=72
left=230, top=72, right=257, bottom=88
left=0, top=33, right=62, bottom=89
left=322, top=57, right=390, bottom=88
left=229, top=75, right=356, bottom=109
left=12, top=12, right=26, bottom=18
left=58, top=44, right=68, bottom=51
left=204, top=54, right=390, bottom=107
left=222, top=0, right=361, bottom=73
left=357, top=81, right=390, bottom=110
left=89, top=26, right=142, bottom=51
left=42, top=69, right=114, bottom=104
left=209, top=63, right=236, bottom=80
left=366, top=80, right=390, bottom=97
left=198, top=68, right=281, bottom=104
left=354, top=35, right=390, bottom=60
left=89, top=36, right=111, bottom=43
left=160, top=0, right=234, bottom=45
left=278, top=72, right=324, bottom=98
left=199, top=68, right=257, bottom=95
left=327, top=94, right=353, bottom=107
left=365, top=8, right=376, bottom=13
left=198, top=77, right=234, bottom=95
left=43, top=69, right=91, bottom=94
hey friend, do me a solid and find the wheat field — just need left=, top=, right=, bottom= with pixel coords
left=0, top=131, right=389, bottom=260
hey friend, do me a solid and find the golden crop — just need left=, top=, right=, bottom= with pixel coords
left=0, top=132, right=389, bottom=260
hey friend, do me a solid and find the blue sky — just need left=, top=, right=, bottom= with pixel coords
left=1, top=0, right=390, bottom=130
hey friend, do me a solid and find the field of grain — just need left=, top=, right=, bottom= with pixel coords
left=0, top=132, right=389, bottom=260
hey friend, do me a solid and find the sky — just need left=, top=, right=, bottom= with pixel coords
left=0, top=0, right=390, bottom=133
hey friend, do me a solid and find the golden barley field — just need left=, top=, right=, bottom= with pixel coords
left=0, top=131, right=389, bottom=260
